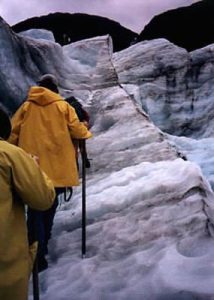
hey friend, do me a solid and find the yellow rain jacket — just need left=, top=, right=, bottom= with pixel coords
left=0, top=140, right=55, bottom=300
left=9, top=86, right=92, bottom=187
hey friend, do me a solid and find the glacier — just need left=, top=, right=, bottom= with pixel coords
left=1, top=15, right=214, bottom=299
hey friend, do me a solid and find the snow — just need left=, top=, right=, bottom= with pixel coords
left=27, top=155, right=214, bottom=299
left=169, top=135, right=214, bottom=191
left=18, top=29, right=55, bottom=42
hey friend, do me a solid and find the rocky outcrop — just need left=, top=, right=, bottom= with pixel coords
left=139, top=0, right=214, bottom=52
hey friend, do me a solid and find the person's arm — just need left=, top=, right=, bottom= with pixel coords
left=8, top=103, right=29, bottom=145
left=66, top=105, right=92, bottom=139
left=9, top=145, right=55, bottom=210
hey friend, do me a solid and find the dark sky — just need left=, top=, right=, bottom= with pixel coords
left=0, top=0, right=199, bottom=33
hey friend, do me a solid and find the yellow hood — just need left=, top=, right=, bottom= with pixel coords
left=27, top=86, right=63, bottom=106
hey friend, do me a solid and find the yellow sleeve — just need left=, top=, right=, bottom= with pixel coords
left=8, top=103, right=29, bottom=145
left=10, top=146, right=55, bottom=210
left=66, top=105, right=92, bottom=139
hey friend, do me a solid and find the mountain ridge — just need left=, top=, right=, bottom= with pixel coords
left=12, top=12, right=138, bottom=52
left=139, top=0, right=214, bottom=51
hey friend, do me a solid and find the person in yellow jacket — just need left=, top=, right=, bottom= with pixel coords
left=9, top=74, right=92, bottom=271
left=0, top=107, right=55, bottom=300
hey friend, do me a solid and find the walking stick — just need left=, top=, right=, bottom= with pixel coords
left=32, top=255, right=40, bottom=300
left=31, top=211, right=40, bottom=300
left=80, top=139, right=87, bottom=258
left=28, top=155, right=40, bottom=299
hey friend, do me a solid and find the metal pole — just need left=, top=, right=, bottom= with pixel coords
left=31, top=211, right=40, bottom=300
left=80, top=139, right=86, bottom=258
left=32, top=256, right=40, bottom=300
